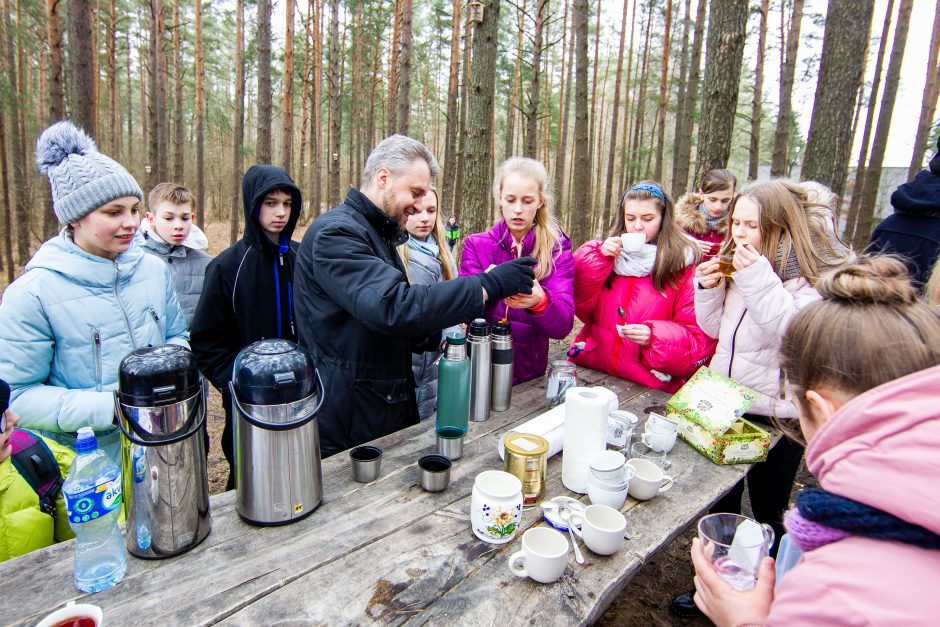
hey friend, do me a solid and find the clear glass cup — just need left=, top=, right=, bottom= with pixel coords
left=545, top=360, right=578, bottom=407
left=697, top=513, right=775, bottom=591
left=629, top=441, right=671, bottom=470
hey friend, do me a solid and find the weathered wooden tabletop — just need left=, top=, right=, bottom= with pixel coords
left=1, top=368, right=760, bottom=626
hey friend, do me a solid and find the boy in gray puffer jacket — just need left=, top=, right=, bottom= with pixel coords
left=136, top=182, right=212, bottom=326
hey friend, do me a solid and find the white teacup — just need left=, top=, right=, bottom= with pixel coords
left=646, top=412, right=678, bottom=432
left=589, top=450, right=627, bottom=482
left=568, top=504, right=627, bottom=555
left=588, top=480, right=629, bottom=510
left=36, top=601, right=103, bottom=627
left=621, top=232, right=646, bottom=252
left=508, top=527, right=570, bottom=584
left=627, top=458, right=674, bottom=500
left=641, top=428, right=677, bottom=453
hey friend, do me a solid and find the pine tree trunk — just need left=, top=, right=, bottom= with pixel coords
left=453, top=7, right=474, bottom=219
left=149, top=0, right=168, bottom=188
left=107, top=0, right=118, bottom=154
left=3, top=0, right=29, bottom=264
left=46, top=0, right=66, bottom=238
left=851, top=0, right=913, bottom=249
left=524, top=0, right=547, bottom=158
left=693, top=0, right=748, bottom=184
left=747, top=0, right=769, bottom=181
left=618, top=0, right=637, bottom=204
left=68, top=0, right=96, bottom=136
left=463, top=0, right=501, bottom=235
left=441, top=0, right=462, bottom=215
left=387, top=0, right=402, bottom=135
left=553, top=0, right=573, bottom=220
left=172, top=0, right=184, bottom=181
left=311, top=0, right=323, bottom=218
left=770, top=0, right=803, bottom=177
left=570, top=0, right=592, bottom=245
left=908, top=0, right=940, bottom=180
left=801, top=0, right=876, bottom=203
left=327, top=0, right=341, bottom=207
left=257, top=0, right=273, bottom=163
left=195, top=0, right=205, bottom=228
left=653, top=0, right=673, bottom=181
left=602, top=0, right=629, bottom=228
left=672, top=0, right=706, bottom=192
left=506, top=0, right=526, bottom=158
left=843, top=0, right=894, bottom=241
left=0, top=108, right=12, bottom=281
left=299, top=2, right=312, bottom=192
left=397, top=0, right=412, bottom=135
left=629, top=4, right=653, bottom=183
left=587, top=0, right=600, bottom=196
left=230, top=0, right=244, bottom=244
left=280, top=0, right=295, bottom=172
left=125, top=28, right=133, bottom=162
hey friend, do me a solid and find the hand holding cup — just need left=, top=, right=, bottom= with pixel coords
left=697, top=257, right=723, bottom=288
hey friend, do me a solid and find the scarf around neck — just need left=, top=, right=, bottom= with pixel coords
left=697, top=203, right=728, bottom=231
left=406, top=232, right=440, bottom=259
left=614, top=244, right=657, bottom=277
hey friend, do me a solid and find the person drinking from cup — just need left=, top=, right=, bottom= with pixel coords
left=690, top=256, right=940, bottom=626
left=675, top=169, right=737, bottom=262
left=670, top=178, right=852, bottom=619
left=569, top=181, right=715, bottom=393
left=459, top=157, right=575, bottom=385
left=396, top=186, right=461, bottom=421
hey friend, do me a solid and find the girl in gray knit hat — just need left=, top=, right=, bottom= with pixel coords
left=0, top=120, right=189, bottom=468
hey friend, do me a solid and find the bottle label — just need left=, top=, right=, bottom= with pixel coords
left=133, top=446, right=146, bottom=484
left=66, top=475, right=123, bottom=524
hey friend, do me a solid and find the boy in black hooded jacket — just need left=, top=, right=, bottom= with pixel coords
left=191, top=165, right=302, bottom=489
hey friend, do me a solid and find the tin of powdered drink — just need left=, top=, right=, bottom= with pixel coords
left=503, top=433, right=549, bottom=509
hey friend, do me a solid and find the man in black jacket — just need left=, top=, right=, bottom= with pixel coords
left=294, top=135, right=536, bottom=457
left=191, top=164, right=302, bottom=489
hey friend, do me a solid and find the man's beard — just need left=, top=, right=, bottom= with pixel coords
left=382, top=190, right=411, bottom=231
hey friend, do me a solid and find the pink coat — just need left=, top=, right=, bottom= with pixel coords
left=459, top=221, right=575, bottom=384
left=570, top=241, right=715, bottom=393
left=768, top=364, right=940, bottom=626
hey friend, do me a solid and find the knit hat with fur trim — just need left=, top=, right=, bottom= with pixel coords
left=35, top=120, right=142, bottom=224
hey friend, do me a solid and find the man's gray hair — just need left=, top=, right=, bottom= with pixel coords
left=361, top=134, right=440, bottom=187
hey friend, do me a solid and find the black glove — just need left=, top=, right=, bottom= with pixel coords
left=478, top=256, right=537, bottom=301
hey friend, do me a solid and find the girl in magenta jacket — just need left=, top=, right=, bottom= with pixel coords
left=691, top=257, right=940, bottom=626
left=459, top=157, right=574, bottom=384
left=570, top=181, right=714, bottom=393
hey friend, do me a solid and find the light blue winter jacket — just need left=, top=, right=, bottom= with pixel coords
left=0, top=230, right=188, bottom=464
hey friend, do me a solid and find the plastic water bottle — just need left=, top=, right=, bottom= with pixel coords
left=131, top=444, right=152, bottom=550
left=63, top=427, right=127, bottom=593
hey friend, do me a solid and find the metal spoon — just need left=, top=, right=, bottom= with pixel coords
left=557, top=505, right=585, bottom=564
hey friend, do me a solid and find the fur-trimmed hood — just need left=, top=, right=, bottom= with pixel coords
left=675, top=192, right=728, bottom=237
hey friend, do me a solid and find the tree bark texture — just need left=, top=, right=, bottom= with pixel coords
left=770, top=0, right=803, bottom=177
left=672, top=0, right=706, bottom=193
left=747, top=0, right=769, bottom=181
left=327, top=0, right=341, bottom=206
left=281, top=0, right=296, bottom=172
left=441, top=0, right=462, bottom=216
left=257, top=0, right=273, bottom=163
left=653, top=0, right=673, bottom=181
left=46, top=0, right=66, bottom=238
left=524, top=0, right=547, bottom=159
left=694, top=0, right=748, bottom=185
left=69, top=0, right=96, bottom=137
left=602, top=0, right=630, bottom=229
left=463, top=0, right=501, bottom=236
left=908, top=0, right=940, bottom=180
left=397, top=0, right=412, bottom=135
left=388, top=0, right=402, bottom=135
left=2, top=0, right=29, bottom=264
left=801, top=0, right=876, bottom=203
left=149, top=0, right=168, bottom=187
left=231, top=0, right=244, bottom=244
left=172, top=0, right=184, bottom=182
left=195, top=0, right=205, bottom=229
left=570, top=0, right=592, bottom=245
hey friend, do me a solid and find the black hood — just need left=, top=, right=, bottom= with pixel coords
left=890, top=169, right=940, bottom=218
left=241, top=164, right=303, bottom=252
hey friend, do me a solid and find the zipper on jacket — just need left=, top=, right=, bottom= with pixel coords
left=727, top=308, right=748, bottom=378
left=148, top=306, right=160, bottom=324
left=113, top=262, right=138, bottom=349
left=92, top=328, right=103, bottom=392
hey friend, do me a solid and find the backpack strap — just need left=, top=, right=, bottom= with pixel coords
left=9, top=429, right=63, bottom=518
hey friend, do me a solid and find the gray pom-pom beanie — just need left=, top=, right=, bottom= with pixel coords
left=35, top=120, right=143, bottom=224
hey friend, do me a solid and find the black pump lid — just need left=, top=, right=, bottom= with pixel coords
left=233, top=339, right=316, bottom=405
left=492, top=321, right=511, bottom=336
left=469, top=318, right=490, bottom=336
left=118, top=345, right=201, bottom=407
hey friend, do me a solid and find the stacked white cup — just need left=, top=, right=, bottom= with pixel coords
left=641, top=412, right=678, bottom=453
left=586, top=450, right=636, bottom=509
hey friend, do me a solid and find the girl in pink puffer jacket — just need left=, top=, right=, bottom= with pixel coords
left=570, top=181, right=716, bottom=393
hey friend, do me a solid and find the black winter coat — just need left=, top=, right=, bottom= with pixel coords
left=190, top=165, right=302, bottom=390
left=294, top=188, right=486, bottom=457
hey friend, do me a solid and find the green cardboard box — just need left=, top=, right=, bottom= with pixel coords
left=668, top=367, right=770, bottom=464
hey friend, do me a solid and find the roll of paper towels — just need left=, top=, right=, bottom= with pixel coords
left=562, top=386, right=618, bottom=493
left=498, top=404, right=566, bottom=461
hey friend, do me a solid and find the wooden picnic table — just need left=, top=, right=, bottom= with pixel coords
left=1, top=367, right=767, bottom=626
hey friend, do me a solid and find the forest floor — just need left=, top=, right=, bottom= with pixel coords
left=3, top=221, right=816, bottom=625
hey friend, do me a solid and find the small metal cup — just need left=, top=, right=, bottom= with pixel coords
left=350, top=445, right=383, bottom=483
left=436, top=434, right=464, bottom=460
left=418, top=454, right=452, bottom=492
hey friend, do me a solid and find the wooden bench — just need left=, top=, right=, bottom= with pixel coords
left=1, top=367, right=762, bottom=626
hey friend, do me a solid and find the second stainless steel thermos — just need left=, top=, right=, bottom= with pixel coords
left=468, top=318, right=492, bottom=422
left=490, top=321, right=513, bottom=412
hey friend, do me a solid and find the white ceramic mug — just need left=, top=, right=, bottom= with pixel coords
left=641, top=428, right=677, bottom=453
left=471, top=470, right=523, bottom=544
left=646, top=412, right=678, bottom=432
left=621, top=232, right=646, bottom=252
left=508, top=527, right=570, bottom=583
left=626, top=458, right=674, bottom=500
left=36, top=601, right=103, bottom=627
left=568, top=504, right=627, bottom=555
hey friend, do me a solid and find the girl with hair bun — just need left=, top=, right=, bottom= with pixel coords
left=672, top=178, right=852, bottom=618
left=691, top=256, right=940, bottom=625
left=0, top=121, right=188, bottom=468
left=570, top=181, right=715, bottom=392
left=459, top=157, right=575, bottom=384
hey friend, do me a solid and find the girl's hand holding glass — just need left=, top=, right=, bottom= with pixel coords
left=733, top=243, right=761, bottom=271
left=696, top=257, right=723, bottom=289
left=600, top=236, right=623, bottom=258
left=690, top=537, right=775, bottom=627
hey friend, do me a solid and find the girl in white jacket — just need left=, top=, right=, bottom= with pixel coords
left=671, top=178, right=851, bottom=618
